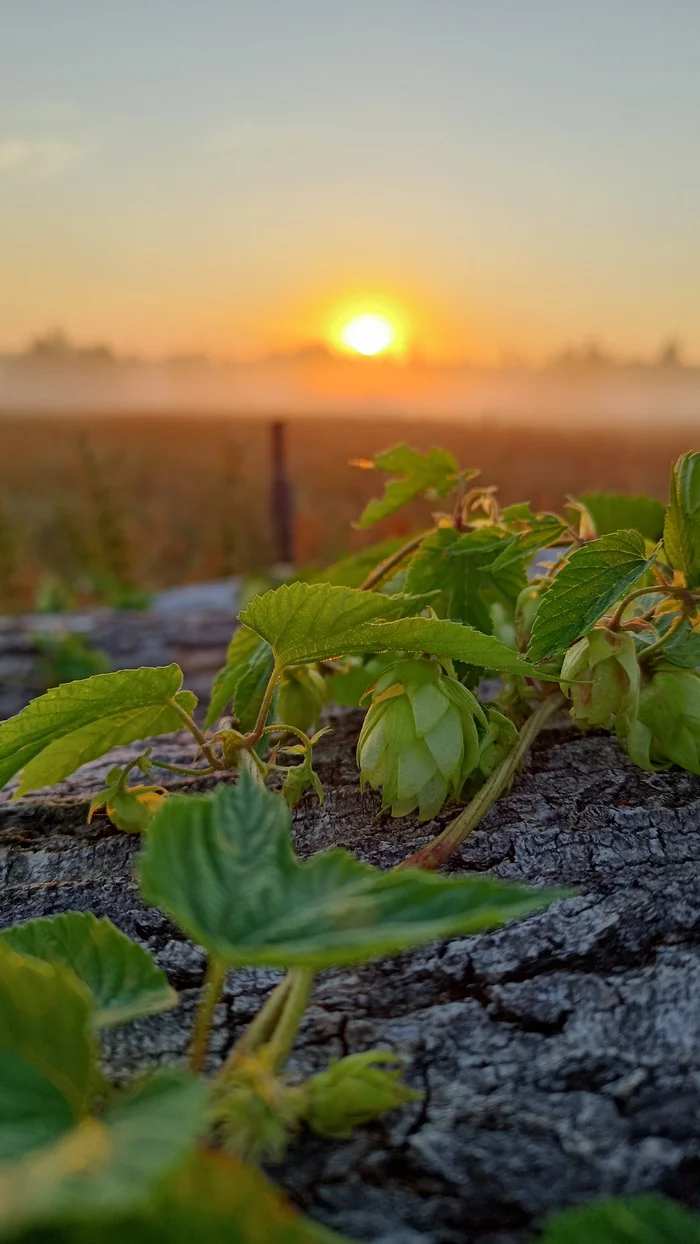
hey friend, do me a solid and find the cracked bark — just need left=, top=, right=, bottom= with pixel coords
left=2, top=712, right=700, bottom=1244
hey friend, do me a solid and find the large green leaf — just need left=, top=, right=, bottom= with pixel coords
left=4, top=1151, right=348, bottom=1243
left=241, top=582, right=542, bottom=677
left=405, top=527, right=518, bottom=632
left=139, top=776, right=562, bottom=970
left=205, top=626, right=274, bottom=729
left=528, top=531, right=655, bottom=662
left=0, top=914, right=175, bottom=1029
left=0, top=665, right=197, bottom=796
left=580, top=491, right=666, bottom=542
left=541, top=1193, right=700, bottom=1242
left=355, top=444, right=461, bottom=529
left=664, top=453, right=700, bottom=588
left=0, top=945, right=95, bottom=1161
left=0, top=1071, right=209, bottom=1237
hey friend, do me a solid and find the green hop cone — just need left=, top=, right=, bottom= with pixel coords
left=560, top=626, right=639, bottom=730
left=617, top=663, right=700, bottom=775
left=356, top=656, right=487, bottom=820
left=277, top=664, right=328, bottom=734
left=302, top=1051, right=421, bottom=1139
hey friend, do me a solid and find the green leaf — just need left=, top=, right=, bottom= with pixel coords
left=241, top=582, right=543, bottom=677
left=0, top=1071, right=209, bottom=1236
left=405, top=528, right=510, bottom=632
left=355, top=444, right=461, bottom=529
left=664, top=452, right=700, bottom=588
left=139, top=776, right=563, bottom=970
left=528, top=531, right=655, bottom=662
left=306, top=536, right=412, bottom=587
left=492, top=513, right=568, bottom=570
left=0, top=665, right=197, bottom=796
left=541, top=1193, right=700, bottom=1242
left=8, top=1151, right=348, bottom=1243
left=205, top=626, right=274, bottom=730
left=0, top=944, right=95, bottom=1160
left=0, top=914, right=176, bottom=1028
left=580, top=491, right=666, bottom=542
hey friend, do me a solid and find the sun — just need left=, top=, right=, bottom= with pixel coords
left=339, top=313, right=395, bottom=357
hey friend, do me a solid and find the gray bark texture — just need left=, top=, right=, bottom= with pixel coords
left=1, top=711, right=700, bottom=1244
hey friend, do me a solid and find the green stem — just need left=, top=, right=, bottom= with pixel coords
left=609, top=584, right=696, bottom=631
left=166, top=698, right=224, bottom=770
left=219, top=974, right=293, bottom=1076
left=639, top=607, right=692, bottom=664
left=359, top=530, right=431, bottom=592
left=398, top=692, right=566, bottom=872
left=243, top=664, right=282, bottom=746
left=189, top=957, right=227, bottom=1073
left=266, top=968, right=315, bottom=1073
left=238, top=747, right=267, bottom=785
left=149, top=758, right=216, bottom=778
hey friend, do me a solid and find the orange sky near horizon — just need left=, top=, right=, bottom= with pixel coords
left=3, top=4, right=700, bottom=367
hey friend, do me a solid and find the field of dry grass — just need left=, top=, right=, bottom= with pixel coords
left=0, top=412, right=695, bottom=611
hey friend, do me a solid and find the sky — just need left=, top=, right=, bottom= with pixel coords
left=2, top=0, right=699, bottom=364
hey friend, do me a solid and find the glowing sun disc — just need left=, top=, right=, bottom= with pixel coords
left=340, top=313, right=395, bottom=356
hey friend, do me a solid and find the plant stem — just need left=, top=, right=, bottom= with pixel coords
left=166, top=698, right=224, bottom=770
left=220, top=975, right=293, bottom=1075
left=149, top=758, right=216, bottom=778
left=243, top=664, right=282, bottom=746
left=266, top=968, right=315, bottom=1073
left=189, top=957, right=227, bottom=1073
left=238, top=747, right=267, bottom=785
left=360, top=530, right=431, bottom=592
left=609, top=584, right=696, bottom=631
left=639, top=607, right=692, bottom=664
left=398, top=692, right=566, bottom=872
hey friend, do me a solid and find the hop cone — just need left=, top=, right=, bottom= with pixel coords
left=302, top=1051, right=420, bottom=1139
left=277, top=664, right=327, bottom=734
left=356, top=657, right=487, bottom=820
left=560, top=627, right=639, bottom=730
left=617, top=663, right=700, bottom=775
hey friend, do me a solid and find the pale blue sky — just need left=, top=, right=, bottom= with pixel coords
left=2, top=1, right=699, bottom=360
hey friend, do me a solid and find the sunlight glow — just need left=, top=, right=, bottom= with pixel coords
left=339, top=313, right=395, bottom=356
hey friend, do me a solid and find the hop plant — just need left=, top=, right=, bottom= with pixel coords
left=474, top=706, right=519, bottom=780
left=302, top=1051, right=420, bottom=1139
left=617, top=663, right=700, bottom=775
left=560, top=627, right=640, bottom=730
left=356, top=657, right=488, bottom=820
left=277, top=664, right=327, bottom=734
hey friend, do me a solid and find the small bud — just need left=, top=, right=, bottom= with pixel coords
left=89, top=782, right=167, bottom=834
left=216, top=1050, right=304, bottom=1164
left=357, top=657, right=487, bottom=820
left=617, top=663, right=700, bottom=775
left=302, top=1051, right=421, bottom=1139
left=277, top=665, right=327, bottom=735
left=560, top=627, right=639, bottom=730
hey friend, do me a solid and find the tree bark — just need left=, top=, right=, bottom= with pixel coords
left=2, top=713, right=700, bottom=1244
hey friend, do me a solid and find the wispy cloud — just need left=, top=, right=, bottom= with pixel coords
left=0, top=138, right=90, bottom=178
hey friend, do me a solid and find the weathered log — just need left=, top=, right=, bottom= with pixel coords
left=2, top=713, right=700, bottom=1244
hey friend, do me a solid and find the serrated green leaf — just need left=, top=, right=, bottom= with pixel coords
left=355, top=444, right=461, bottom=529
left=541, top=1193, right=700, bottom=1242
left=205, top=626, right=274, bottom=730
left=241, top=582, right=543, bottom=677
left=0, top=914, right=175, bottom=1028
left=139, top=776, right=563, bottom=970
left=0, top=1071, right=209, bottom=1236
left=405, top=528, right=506, bottom=632
left=0, top=665, right=196, bottom=796
left=528, top=531, right=655, bottom=662
left=580, top=491, right=666, bottom=542
left=491, top=513, right=568, bottom=570
left=664, top=453, right=700, bottom=588
left=0, top=944, right=95, bottom=1160
left=9, top=1150, right=348, bottom=1243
